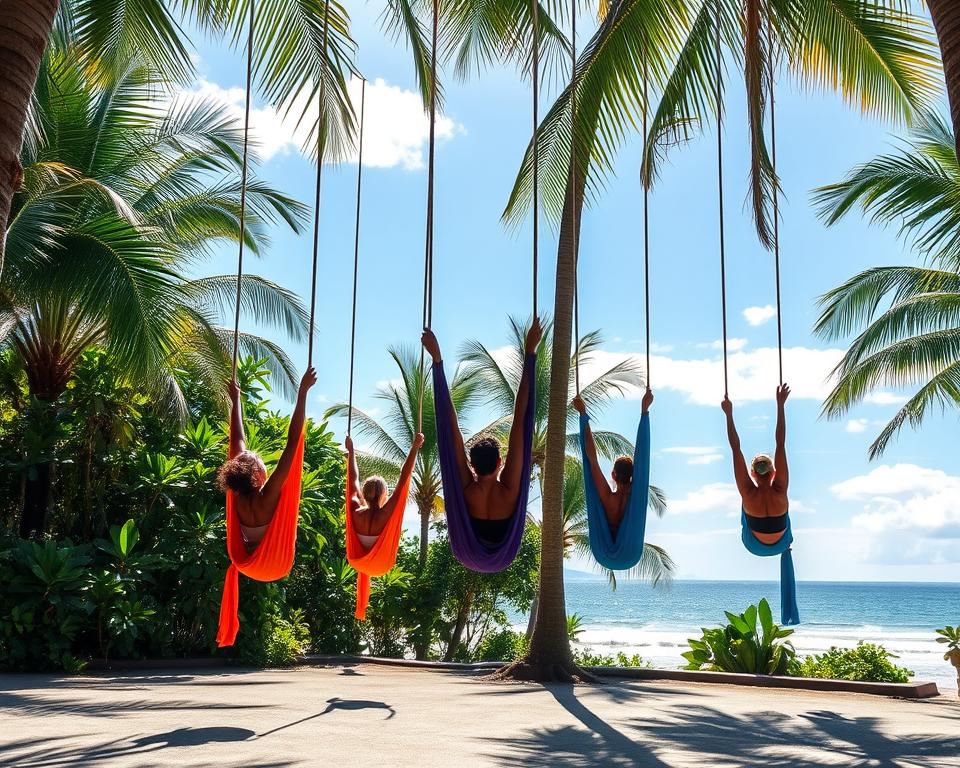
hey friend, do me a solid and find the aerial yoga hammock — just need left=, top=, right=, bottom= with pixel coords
left=216, top=0, right=329, bottom=647
left=340, top=83, right=420, bottom=619
left=714, top=0, right=799, bottom=626
left=575, top=27, right=654, bottom=572
left=426, top=0, right=538, bottom=573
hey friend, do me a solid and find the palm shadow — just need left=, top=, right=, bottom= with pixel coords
left=256, top=696, right=396, bottom=739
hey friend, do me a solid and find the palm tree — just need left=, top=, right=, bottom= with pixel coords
left=813, top=112, right=960, bottom=459
left=928, top=1, right=960, bottom=158
left=498, top=0, right=939, bottom=681
left=325, top=346, right=481, bottom=570
left=3, top=48, right=310, bottom=536
left=0, top=0, right=358, bottom=279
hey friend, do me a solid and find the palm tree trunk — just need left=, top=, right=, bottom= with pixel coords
left=444, top=583, right=474, bottom=662
left=418, top=496, right=430, bottom=568
left=929, top=0, right=960, bottom=159
left=495, top=159, right=591, bottom=683
left=0, top=0, right=60, bottom=278
left=20, top=461, right=53, bottom=538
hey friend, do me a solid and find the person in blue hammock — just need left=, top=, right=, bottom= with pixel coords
left=722, top=384, right=791, bottom=545
left=572, top=388, right=653, bottom=538
left=421, top=319, right=542, bottom=544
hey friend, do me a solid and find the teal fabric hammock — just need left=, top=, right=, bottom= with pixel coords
left=741, top=511, right=800, bottom=626
left=579, top=413, right=651, bottom=571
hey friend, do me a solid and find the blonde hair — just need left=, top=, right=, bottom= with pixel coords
left=361, top=476, right=388, bottom=507
left=751, top=454, right=774, bottom=475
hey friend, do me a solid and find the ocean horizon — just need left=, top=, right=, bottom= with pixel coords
left=512, top=579, right=960, bottom=693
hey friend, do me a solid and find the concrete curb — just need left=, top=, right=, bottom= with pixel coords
left=82, top=654, right=940, bottom=698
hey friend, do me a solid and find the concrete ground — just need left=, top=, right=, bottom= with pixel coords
left=1, top=664, right=958, bottom=768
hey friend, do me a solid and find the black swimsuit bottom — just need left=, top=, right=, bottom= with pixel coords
left=744, top=513, right=788, bottom=534
left=470, top=516, right=512, bottom=545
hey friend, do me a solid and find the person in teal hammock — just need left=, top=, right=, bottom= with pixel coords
left=722, top=384, right=791, bottom=545
left=573, top=387, right=653, bottom=538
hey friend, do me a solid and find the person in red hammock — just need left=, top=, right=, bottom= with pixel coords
left=218, top=366, right=317, bottom=552
left=345, top=431, right=424, bottom=550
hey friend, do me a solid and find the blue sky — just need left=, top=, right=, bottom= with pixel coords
left=185, top=6, right=958, bottom=582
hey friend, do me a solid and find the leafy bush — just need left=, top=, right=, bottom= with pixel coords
left=573, top=649, right=648, bottom=668
left=683, top=599, right=795, bottom=675
left=792, top=642, right=912, bottom=683
left=473, top=629, right=528, bottom=662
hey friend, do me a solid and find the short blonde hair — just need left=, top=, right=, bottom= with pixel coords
left=361, top=476, right=388, bottom=507
left=751, top=454, right=774, bottom=475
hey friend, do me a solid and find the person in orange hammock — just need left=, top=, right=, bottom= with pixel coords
left=218, top=366, right=317, bottom=552
left=346, top=431, right=424, bottom=550
left=722, top=383, right=791, bottom=545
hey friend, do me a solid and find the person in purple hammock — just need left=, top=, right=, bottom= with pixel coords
left=421, top=319, right=542, bottom=544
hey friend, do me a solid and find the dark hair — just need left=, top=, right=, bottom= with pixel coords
left=612, top=455, right=634, bottom=485
left=218, top=452, right=264, bottom=495
left=469, top=436, right=501, bottom=477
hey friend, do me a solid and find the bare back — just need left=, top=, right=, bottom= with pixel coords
left=351, top=494, right=399, bottom=538
left=463, top=473, right=522, bottom=522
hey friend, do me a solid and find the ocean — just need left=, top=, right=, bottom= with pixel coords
left=515, top=580, right=960, bottom=693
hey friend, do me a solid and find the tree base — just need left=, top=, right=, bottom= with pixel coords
left=487, top=656, right=597, bottom=684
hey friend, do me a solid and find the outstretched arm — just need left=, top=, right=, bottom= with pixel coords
left=345, top=435, right=362, bottom=500
left=721, top=396, right=753, bottom=498
left=388, top=433, right=424, bottom=508
left=573, top=396, right=614, bottom=505
left=422, top=329, right=472, bottom=488
left=501, top=319, right=543, bottom=492
left=228, top=379, right=246, bottom=458
left=261, top=367, right=317, bottom=508
left=774, top=384, right=790, bottom=492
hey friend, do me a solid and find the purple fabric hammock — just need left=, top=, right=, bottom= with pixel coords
left=432, top=353, right=536, bottom=572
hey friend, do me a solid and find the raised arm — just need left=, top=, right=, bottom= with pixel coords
left=228, top=379, right=245, bottom=458
left=345, top=434, right=362, bottom=501
left=773, top=384, right=790, bottom=492
left=501, top=318, right=542, bottom=492
left=721, top=396, right=753, bottom=498
left=573, top=395, right=614, bottom=505
left=422, top=328, right=472, bottom=487
left=389, top=433, right=424, bottom=507
left=260, top=367, right=317, bottom=508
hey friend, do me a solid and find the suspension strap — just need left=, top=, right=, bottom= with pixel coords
left=531, top=0, right=540, bottom=319
left=571, top=0, right=580, bottom=395
left=307, top=0, right=332, bottom=369
left=347, top=79, right=366, bottom=437
left=231, top=0, right=256, bottom=376
left=767, top=5, right=783, bottom=386
left=715, top=0, right=729, bottom=397
left=643, top=38, right=651, bottom=388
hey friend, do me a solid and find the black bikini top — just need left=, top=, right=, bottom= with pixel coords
left=744, top=513, right=788, bottom=534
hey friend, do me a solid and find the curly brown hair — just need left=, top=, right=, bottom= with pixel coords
left=612, top=455, right=634, bottom=485
left=218, top=452, right=266, bottom=495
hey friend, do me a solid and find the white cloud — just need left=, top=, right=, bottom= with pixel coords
left=845, top=418, right=869, bottom=433
left=689, top=454, right=724, bottom=465
left=864, top=392, right=908, bottom=406
left=662, top=446, right=724, bottom=466
left=182, top=76, right=460, bottom=168
left=579, top=346, right=842, bottom=405
left=830, top=464, right=956, bottom=501
left=649, top=342, right=674, bottom=354
left=702, top=338, right=748, bottom=352
left=669, top=482, right=741, bottom=515
left=743, top=305, right=777, bottom=327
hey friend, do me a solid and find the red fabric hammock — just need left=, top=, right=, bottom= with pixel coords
left=345, top=459, right=411, bottom=621
left=216, top=430, right=306, bottom=647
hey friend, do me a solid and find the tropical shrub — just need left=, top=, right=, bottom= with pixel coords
left=792, top=643, right=912, bottom=683
left=683, top=599, right=796, bottom=675
left=936, top=626, right=960, bottom=696
left=474, top=629, right=528, bottom=662
left=573, top=650, right=649, bottom=668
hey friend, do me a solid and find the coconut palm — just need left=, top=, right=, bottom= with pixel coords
left=813, top=112, right=960, bottom=459
left=928, top=1, right=960, bottom=158
left=3, top=48, right=310, bottom=536
left=325, top=346, right=481, bottom=571
left=495, top=0, right=942, bottom=681
left=0, top=0, right=358, bottom=279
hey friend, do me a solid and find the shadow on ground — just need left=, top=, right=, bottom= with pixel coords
left=478, top=683, right=960, bottom=768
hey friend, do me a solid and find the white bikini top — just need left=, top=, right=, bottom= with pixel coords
left=356, top=532, right=379, bottom=550
left=240, top=522, right=269, bottom=549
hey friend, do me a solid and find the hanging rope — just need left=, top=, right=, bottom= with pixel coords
left=715, top=0, right=729, bottom=397
left=307, top=0, right=332, bottom=369
left=531, top=0, right=540, bottom=319
left=347, top=79, right=366, bottom=438
left=642, top=38, right=651, bottom=389
left=767, top=6, right=783, bottom=386
left=231, top=0, right=256, bottom=377
left=571, top=0, right=580, bottom=396
left=418, top=0, right=439, bottom=432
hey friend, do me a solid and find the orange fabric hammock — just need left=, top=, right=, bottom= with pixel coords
left=345, top=458, right=411, bottom=621
left=216, top=430, right=306, bottom=647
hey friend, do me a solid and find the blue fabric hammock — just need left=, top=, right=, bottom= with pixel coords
left=579, top=412, right=651, bottom=571
left=432, top=354, right=536, bottom=573
left=741, top=509, right=800, bottom=626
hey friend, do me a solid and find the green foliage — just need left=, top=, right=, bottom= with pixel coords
left=935, top=626, right=960, bottom=659
left=473, top=629, right=528, bottom=663
left=793, top=643, right=913, bottom=684
left=567, top=613, right=585, bottom=642
left=573, top=650, right=649, bottom=668
left=683, top=599, right=796, bottom=675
